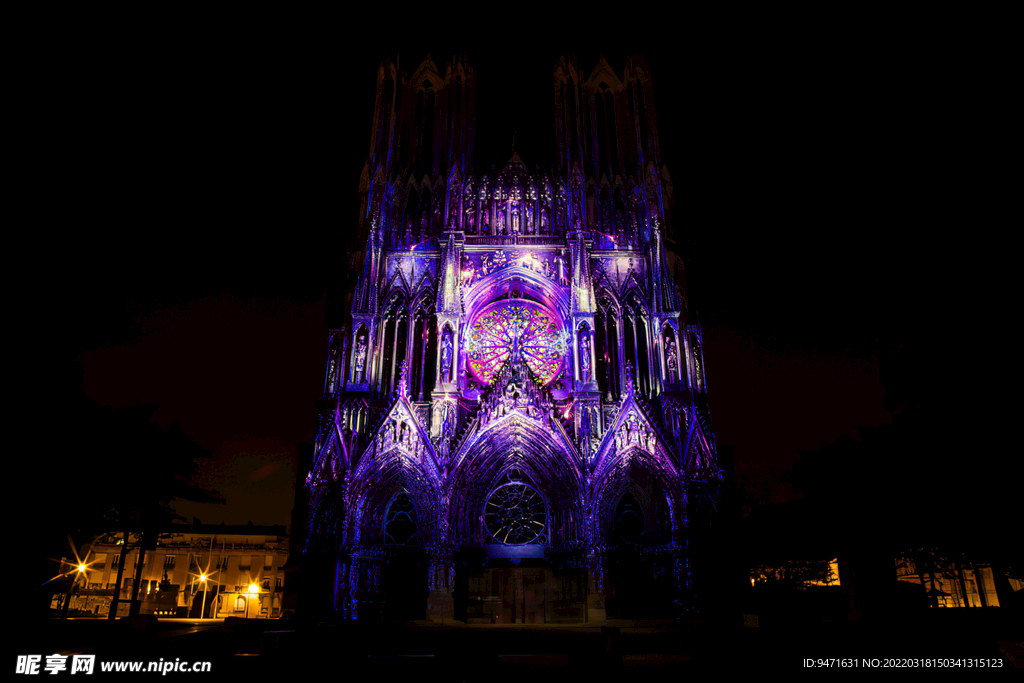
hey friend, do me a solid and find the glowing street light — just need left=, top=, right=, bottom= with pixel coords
left=53, top=536, right=94, bottom=619
left=188, top=546, right=222, bottom=620
left=246, top=583, right=260, bottom=620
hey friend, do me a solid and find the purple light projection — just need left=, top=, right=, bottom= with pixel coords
left=306, top=54, right=721, bottom=623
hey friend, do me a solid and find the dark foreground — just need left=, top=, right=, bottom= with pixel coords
left=10, top=613, right=1022, bottom=677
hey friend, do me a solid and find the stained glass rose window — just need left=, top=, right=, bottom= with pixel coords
left=466, top=300, right=565, bottom=386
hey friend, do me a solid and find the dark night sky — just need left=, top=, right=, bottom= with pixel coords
left=45, top=36, right=945, bottom=534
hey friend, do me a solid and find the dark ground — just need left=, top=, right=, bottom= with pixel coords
left=10, top=614, right=1022, bottom=677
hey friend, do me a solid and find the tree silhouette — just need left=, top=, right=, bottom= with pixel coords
left=782, top=336, right=1021, bottom=616
left=27, top=360, right=225, bottom=617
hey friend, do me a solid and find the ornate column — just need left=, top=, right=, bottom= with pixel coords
left=418, top=319, right=429, bottom=401
left=404, top=303, right=417, bottom=390
left=388, top=312, right=401, bottom=396
left=427, top=490, right=455, bottom=623
left=671, top=321, right=682, bottom=389
left=617, top=310, right=627, bottom=397
left=630, top=312, right=641, bottom=394
left=682, top=324, right=694, bottom=392
left=373, top=319, right=388, bottom=396
left=583, top=498, right=607, bottom=623
left=572, top=323, right=581, bottom=384
left=601, top=312, right=613, bottom=399
left=672, top=486, right=694, bottom=615
left=433, top=231, right=464, bottom=444
left=323, top=329, right=342, bottom=395
left=645, top=317, right=657, bottom=397
left=657, top=322, right=668, bottom=384
left=349, top=217, right=381, bottom=394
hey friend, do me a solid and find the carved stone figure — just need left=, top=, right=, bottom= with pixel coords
left=440, top=331, right=453, bottom=383
left=580, top=336, right=591, bottom=382
left=354, top=337, right=367, bottom=382
left=666, top=339, right=678, bottom=382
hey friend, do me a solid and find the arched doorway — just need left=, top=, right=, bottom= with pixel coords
left=381, top=492, right=428, bottom=620
left=600, top=478, right=677, bottom=619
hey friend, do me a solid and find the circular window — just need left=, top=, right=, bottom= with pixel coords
left=484, top=482, right=547, bottom=545
left=466, top=299, right=565, bottom=386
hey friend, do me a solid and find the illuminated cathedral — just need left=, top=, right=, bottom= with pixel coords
left=305, top=54, right=721, bottom=622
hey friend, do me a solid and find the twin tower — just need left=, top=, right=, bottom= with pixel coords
left=304, top=54, right=721, bottom=623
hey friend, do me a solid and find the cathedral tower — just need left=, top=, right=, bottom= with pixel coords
left=306, top=54, right=720, bottom=622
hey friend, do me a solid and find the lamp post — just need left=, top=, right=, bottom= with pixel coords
left=76, top=564, right=87, bottom=615
left=60, top=563, right=86, bottom=619
left=199, top=574, right=208, bottom=619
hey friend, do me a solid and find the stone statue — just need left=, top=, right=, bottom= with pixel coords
left=440, top=332, right=453, bottom=383
left=580, top=336, right=591, bottom=382
left=354, top=338, right=367, bottom=382
left=666, top=340, right=678, bottom=382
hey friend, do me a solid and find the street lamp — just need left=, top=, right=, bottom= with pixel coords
left=246, top=583, right=259, bottom=620
left=199, top=574, right=208, bottom=619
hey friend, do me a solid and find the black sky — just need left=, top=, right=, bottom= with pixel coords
left=44, top=36, right=944, bottom=532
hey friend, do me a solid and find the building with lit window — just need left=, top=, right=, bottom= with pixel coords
left=56, top=524, right=288, bottom=618
left=305, top=54, right=721, bottom=623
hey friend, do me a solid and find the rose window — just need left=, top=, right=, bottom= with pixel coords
left=484, top=482, right=547, bottom=545
left=466, top=300, right=565, bottom=386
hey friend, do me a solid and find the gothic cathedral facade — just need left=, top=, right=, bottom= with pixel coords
left=306, top=54, right=721, bottom=622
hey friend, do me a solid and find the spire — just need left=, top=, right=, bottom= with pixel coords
left=624, top=360, right=635, bottom=396
left=438, top=231, right=461, bottom=315
left=647, top=215, right=678, bottom=313
left=352, top=213, right=381, bottom=317
left=649, top=215, right=664, bottom=314
left=570, top=230, right=595, bottom=314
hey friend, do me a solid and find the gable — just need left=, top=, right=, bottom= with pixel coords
left=593, top=390, right=675, bottom=480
